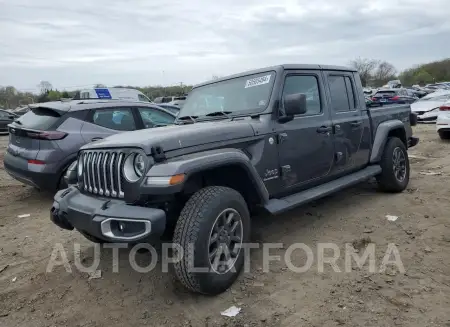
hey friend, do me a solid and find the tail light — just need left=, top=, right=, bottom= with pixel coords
left=391, top=96, right=400, bottom=100
left=371, top=97, right=377, bottom=101
left=28, top=159, right=45, bottom=165
left=26, top=131, right=68, bottom=140
left=439, top=105, right=450, bottom=111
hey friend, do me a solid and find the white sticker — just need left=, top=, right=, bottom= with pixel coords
left=245, top=74, right=271, bottom=88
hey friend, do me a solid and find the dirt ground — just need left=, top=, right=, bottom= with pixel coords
left=0, top=124, right=449, bottom=327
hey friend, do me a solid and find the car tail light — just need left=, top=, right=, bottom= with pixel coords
left=439, top=105, right=450, bottom=111
left=26, top=131, right=68, bottom=140
left=391, top=96, right=400, bottom=100
left=371, top=97, right=377, bottom=101
left=28, top=159, right=45, bottom=165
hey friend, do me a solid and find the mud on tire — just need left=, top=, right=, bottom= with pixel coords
left=172, top=186, right=250, bottom=295
left=376, top=137, right=410, bottom=192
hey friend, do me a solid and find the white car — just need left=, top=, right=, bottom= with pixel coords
left=436, top=100, right=450, bottom=139
left=411, top=90, right=450, bottom=123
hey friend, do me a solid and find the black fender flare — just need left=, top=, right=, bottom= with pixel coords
left=370, top=120, right=405, bottom=163
left=145, top=148, right=269, bottom=203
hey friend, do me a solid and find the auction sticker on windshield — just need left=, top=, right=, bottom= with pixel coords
left=245, top=75, right=271, bottom=88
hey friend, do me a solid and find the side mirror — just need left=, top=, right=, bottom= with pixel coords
left=8, top=115, right=15, bottom=119
left=282, top=93, right=307, bottom=118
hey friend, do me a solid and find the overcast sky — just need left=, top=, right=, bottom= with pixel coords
left=0, top=0, right=449, bottom=92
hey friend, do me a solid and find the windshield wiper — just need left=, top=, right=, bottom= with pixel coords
left=204, top=111, right=233, bottom=118
left=175, top=115, right=198, bottom=124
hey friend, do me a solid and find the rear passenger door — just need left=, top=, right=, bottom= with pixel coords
left=80, top=107, right=138, bottom=143
left=324, top=72, right=366, bottom=173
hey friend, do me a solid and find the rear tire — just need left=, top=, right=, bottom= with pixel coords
left=172, top=186, right=250, bottom=295
left=376, top=137, right=410, bottom=193
left=438, top=130, right=450, bottom=140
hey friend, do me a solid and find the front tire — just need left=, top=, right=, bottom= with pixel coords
left=438, top=130, right=450, bottom=140
left=172, top=186, right=250, bottom=295
left=376, top=137, right=410, bottom=192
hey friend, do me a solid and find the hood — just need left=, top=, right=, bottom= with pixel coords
left=411, top=100, right=444, bottom=112
left=81, top=119, right=256, bottom=154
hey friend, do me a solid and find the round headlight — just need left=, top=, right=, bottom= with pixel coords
left=123, top=153, right=146, bottom=182
left=134, top=154, right=145, bottom=177
left=77, top=157, right=83, bottom=176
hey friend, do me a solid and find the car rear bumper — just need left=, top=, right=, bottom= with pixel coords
left=50, top=186, right=166, bottom=242
left=3, top=152, right=59, bottom=190
left=436, top=113, right=450, bottom=131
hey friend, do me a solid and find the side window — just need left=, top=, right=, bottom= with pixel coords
left=282, top=75, right=322, bottom=115
left=138, top=94, right=150, bottom=102
left=81, top=92, right=90, bottom=99
left=138, top=107, right=175, bottom=128
left=91, top=108, right=136, bottom=131
left=328, top=75, right=356, bottom=112
left=344, top=76, right=356, bottom=109
left=0, top=111, right=8, bottom=118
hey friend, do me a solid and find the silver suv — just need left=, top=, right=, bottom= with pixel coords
left=4, top=100, right=176, bottom=191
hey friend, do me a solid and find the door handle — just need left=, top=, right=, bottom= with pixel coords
left=278, top=133, right=288, bottom=144
left=350, top=121, right=362, bottom=127
left=317, top=126, right=332, bottom=134
left=91, top=137, right=103, bottom=141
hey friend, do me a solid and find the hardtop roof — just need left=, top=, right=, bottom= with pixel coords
left=194, top=64, right=357, bottom=88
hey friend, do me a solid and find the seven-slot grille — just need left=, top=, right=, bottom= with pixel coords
left=79, top=150, right=126, bottom=198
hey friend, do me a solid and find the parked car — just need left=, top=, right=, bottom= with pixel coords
left=371, top=88, right=417, bottom=105
left=51, top=63, right=418, bottom=295
left=73, top=87, right=152, bottom=102
left=12, top=106, right=30, bottom=116
left=153, top=95, right=187, bottom=105
left=0, top=109, right=18, bottom=133
left=436, top=100, right=450, bottom=139
left=406, top=87, right=427, bottom=98
left=411, top=90, right=450, bottom=123
left=4, top=100, right=176, bottom=191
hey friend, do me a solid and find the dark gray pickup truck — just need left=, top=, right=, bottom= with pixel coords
left=51, top=64, right=418, bottom=295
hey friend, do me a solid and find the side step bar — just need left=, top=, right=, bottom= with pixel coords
left=264, top=165, right=382, bottom=215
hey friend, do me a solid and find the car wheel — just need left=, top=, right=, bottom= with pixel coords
left=376, top=137, right=410, bottom=193
left=438, top=131, right=450, bottom=140
left=172, top=186, right=250, bottom=295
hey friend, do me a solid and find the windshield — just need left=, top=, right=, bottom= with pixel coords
left=179, top=71, right=276, bottom=117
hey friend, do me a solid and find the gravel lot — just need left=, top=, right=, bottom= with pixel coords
left=0, top=124, right=449, bottom=327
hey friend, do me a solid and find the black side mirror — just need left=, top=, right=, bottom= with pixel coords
left=8, top=115, right=15, bottom=119
left=279, top=93, right=307, bottom=123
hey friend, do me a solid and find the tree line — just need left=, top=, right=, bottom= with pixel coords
left=1, top=58, right=450, bottom=109
left=349, top=57, right=450, bottom=87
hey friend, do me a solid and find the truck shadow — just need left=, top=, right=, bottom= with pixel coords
left=73, top=179, right=384, bottom=301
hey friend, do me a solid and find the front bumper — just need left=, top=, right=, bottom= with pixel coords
left=414, top=110, right=438, bottom=123
left=50, top=186, right=166, bottom=242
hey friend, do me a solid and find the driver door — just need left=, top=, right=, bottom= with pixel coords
left=276, top=70, right=335, bottom=190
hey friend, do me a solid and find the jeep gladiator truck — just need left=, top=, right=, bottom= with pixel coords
left=51, top=64, right=419, bottom=295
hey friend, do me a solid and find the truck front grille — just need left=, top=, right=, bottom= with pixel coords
left=79, top=150, right=125, bottom=198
